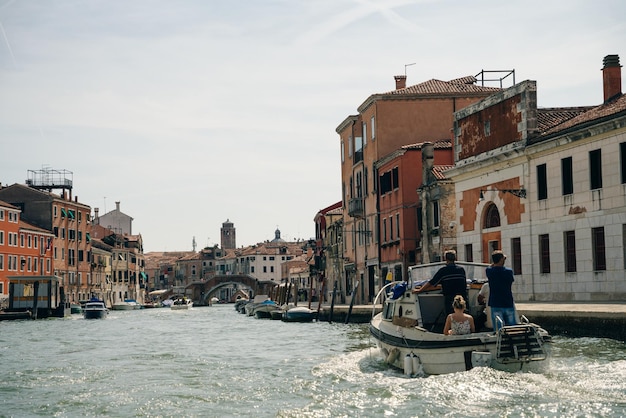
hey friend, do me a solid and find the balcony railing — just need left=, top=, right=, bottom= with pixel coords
left=348, top=197, right=364, bottom=218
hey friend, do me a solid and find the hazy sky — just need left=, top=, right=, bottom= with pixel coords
left=1, top=0, right=624, bottom=252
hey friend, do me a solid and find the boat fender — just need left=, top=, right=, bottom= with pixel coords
left=411, top=353, right=423, bottom=376
left=404, top=354, right=413, bottom=376
left=386, top=347, right=400, bottom=364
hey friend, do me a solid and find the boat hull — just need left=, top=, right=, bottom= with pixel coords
left=282, top=307, right=315, bottom=322
left=370, top=313, right=550, bottom=375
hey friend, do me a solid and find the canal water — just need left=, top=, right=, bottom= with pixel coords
left=1, top=305, right=625, bottom=418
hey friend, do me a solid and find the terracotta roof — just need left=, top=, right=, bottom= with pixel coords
left=400, top=139, right=453, bottom=150
left=537, top=107, right=595, bottom=133
left=541, top=94, right=626, bottom=136
left=384, top=77, right=501, bottom=96
left=432, top=165, right=454, bottom=180
left=0, top=199, right=18, bottom=209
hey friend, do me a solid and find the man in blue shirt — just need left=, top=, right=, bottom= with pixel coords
left=486, top=250, right=517, bottom=331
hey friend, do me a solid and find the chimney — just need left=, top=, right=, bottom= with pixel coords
left=602, top=54, right=622, bottom=103
left=115, top=201, right=120, bottom=212
left=422, top=142, right=434, bottom=184
left=94, top=207, right=99, bottom=224
left=394, top=75, right=407, bottom=90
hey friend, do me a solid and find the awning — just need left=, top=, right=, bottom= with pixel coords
left=68, top=210, right=75, bottom=219
left=61, top=208, right=67, bottom=217
left=140, top=271, right=147, bottom=279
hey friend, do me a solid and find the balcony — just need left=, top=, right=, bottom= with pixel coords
left=348, top=197, right=364, bottom=218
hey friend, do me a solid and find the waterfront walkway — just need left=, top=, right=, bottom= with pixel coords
left=317, top=302, right=626, bottom=341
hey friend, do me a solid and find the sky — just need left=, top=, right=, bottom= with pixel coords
left=1, top=0, right=625, bottom=253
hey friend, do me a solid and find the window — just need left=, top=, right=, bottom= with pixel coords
left=396, top=213, right=400, bottom=240
left=511, top=237, right=522, bottom=275
left=380, top=171, right=392, bottom=194
left=392, top=167, right=399, bottom=190
left=464, top=244, right=473, bottom=262
left=623, top=224, right=626, bottom=269
left=370, top=116, right=375, bottom=140
left=362, top=122, right=367, bottom=146
left=0, top=231, right=3, bottom=245
left=383, top=218, right=387, bottom=242
left=537, top=163, right=547, bottom=200
left=589, top=149, right=602, bottom=190
left=341, top=140, right=345, bottom=163
left=0, top=209, right=4, bottom=221
left=348, top=136, right=353, bottom=157
left=389, top=216, right=393, bottom=241
left=592, top=227, right=606, bottom=271
left=0, top=254, right=3, bottom=270
left=562, top=157, right=573, bottom=195
left=433, top=201, right=440, bottom=228
left=539, top=234, right=550, bottom=273
left=564, top=230, right=576, bottom=272
left=484, top=204, right=500, bottom=228
left=484, top=120, right=491, bottom=136
left=417, top=207, right=423, bottom=235
left=20, top=233, right=24, bottom=247
left=621, top=142, right=626, bottom=184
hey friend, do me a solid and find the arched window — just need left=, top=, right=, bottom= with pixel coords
left=484, top=203, right=501, bottom=228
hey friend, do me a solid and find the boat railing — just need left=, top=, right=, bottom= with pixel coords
left=371, top=281, right=402, bottom=319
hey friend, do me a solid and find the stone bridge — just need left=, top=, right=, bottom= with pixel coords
left=187, top=274, right=279, bottom=305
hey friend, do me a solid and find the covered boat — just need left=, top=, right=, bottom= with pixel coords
left=369, top=261, right=551, bottom=376
left=282, top=306, right=315, bottom=322
left=83, top=299, right=108, bottom=319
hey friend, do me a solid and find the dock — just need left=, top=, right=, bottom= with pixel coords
left=317, top=302, right=626, bottom=342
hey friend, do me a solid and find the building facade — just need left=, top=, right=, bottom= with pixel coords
left=336, top=74, right=501, bottom=304
left=0, top=200, right=54, bottom=298
left=447, top=54, right=626, bottom=301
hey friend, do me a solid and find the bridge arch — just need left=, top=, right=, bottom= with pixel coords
left=188, top=274, right=279, bottom=305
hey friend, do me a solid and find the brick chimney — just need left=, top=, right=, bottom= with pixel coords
left=394, top=75, right=407, bottom=90
left=602, top=54, right=622, bottom=103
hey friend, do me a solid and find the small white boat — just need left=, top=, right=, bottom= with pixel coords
left=111, top=299, right=141, bottom=310
left=83, top=299, right=108, bottom=319
left=369, top=261, right=551, bottom=376
left=171, top=297, right=193, bottom=310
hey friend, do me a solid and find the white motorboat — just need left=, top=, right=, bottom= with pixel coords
left=369, top=261, right=551, bottom=376
left=111, top=299, right=141, bottom=310
left=83, top=299, right=108, bottom=319
left=171, top=297, right=193, bottom=310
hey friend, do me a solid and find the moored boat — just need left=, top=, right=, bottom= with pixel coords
left=282, top=306, right=316, bottom=322
left=253, top=300, right=280, bottom=319
left=171, top=297, right=193, bottom=310
left=112, top=299, right=141, bottom=310
left=83, top=299, right=108, bottom=319
left=369, top=261, right=551, bottom=376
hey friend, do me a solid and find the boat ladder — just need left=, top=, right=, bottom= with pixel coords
left=495, top=324, right=546, bottom=364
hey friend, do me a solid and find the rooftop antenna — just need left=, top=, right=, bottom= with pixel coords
left=405, top=62, right=416, bottom=76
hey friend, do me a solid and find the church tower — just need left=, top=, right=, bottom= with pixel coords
left=221, top=219, right=236, bottom=249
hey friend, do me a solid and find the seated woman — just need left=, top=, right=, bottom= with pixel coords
left=443, top=295, right=475, bottom=335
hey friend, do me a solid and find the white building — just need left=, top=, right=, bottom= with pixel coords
left=447, top=54, right=626, bottom=302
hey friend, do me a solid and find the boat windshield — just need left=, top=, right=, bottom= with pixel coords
left=408, top=261, right=490, bottom=288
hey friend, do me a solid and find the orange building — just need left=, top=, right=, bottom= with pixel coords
left=336, top=74, right=501, bottom=304
left=0, top=183, right=92, bottom=304
left=0, top=200, right=54, bottom=297
left=376, top=140, right=454, bottom=282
